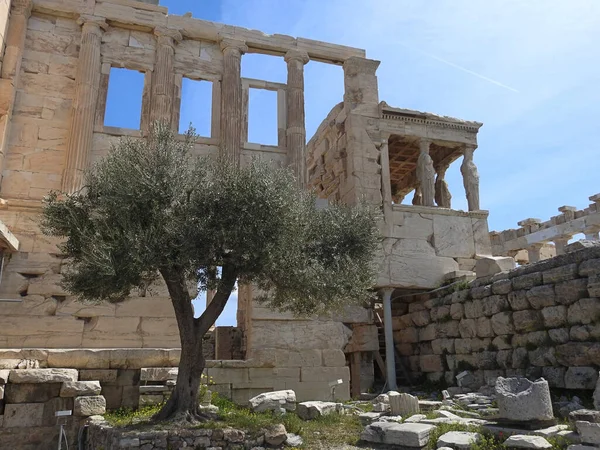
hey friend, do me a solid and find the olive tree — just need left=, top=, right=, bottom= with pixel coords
left=42, top=124, right=380, bottom=421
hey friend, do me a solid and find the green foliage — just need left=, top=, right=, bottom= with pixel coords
left=41, top=123, right=380, bottom=316
left=104, top=403, right=165, bottom=427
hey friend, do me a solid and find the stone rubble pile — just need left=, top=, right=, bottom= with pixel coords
left=360, top=375, right=600, bottom=449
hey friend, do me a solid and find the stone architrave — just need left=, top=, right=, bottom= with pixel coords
left=61, top=15, right=108, bottom=194
left=495, top=377, right=553, bottom=422
left=149, top=27, right=182, bottom=126
left=434, top=161, right=452, bottom=208
left=388, top=392, right=420, bottom=416
left=0, top=0, right=32, bottom=179
left=284, top=50, right=310, bottom=188
left=416, top=140, right=435, bottom=207
left=461, top=144, right=480, bottom=211
left=219, top=37, right=248, bottom=166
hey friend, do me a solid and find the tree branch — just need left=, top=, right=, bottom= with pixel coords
left=196, top=264, right=237, bottom=337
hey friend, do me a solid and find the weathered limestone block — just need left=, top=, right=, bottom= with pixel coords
left=542, top=367, right=566, bottom=388
left=496, top=377, right=553, bottom=422
left=450, top=303, right=464, bottom=320
left=0, top=369, right=9, bottom=384
left=496, top=349, right=513, bottom=369
left=431, top=339, right=455, bottom=355
left=542, top=264, right=578, bottom=284
left=512, top=347, right=529, bottom=369
left=394, top=327, right=418, bottom=344
left=74, top=395, right=106, bottom=416
left=493, top=335, right=513, bottom=350
left=301, top=366, right=349, bottom=382
left=513, top=310, right=543, bottom=332
left=79, top=369, right=117, bottom=382
left=512, top=273, right=543, bottom=290
left=476, top=317, right=494, bottom=338
left=569, top=325, right=600, bottom=341
left=492, top=278, right=513, bottom=295
left=526, top=285, right=556, bottom=310
left=322, top=349, right=346, bottom=367
left=249, top=390, right=296, bottom=413
left=5, top=383, right=61, bottom=403
left=529, top=347, right=557, bottom=367
left=388, top=392, right=419, bottom=416
left=556, top=343, right=600, bottom=366
left=568, top=298, right=600, bottom=325
left=419, top=324, right=436, bottom=341
left=502, top=435, right=552, bottom=449
left=491, top=312, right=514, bottom=335
left=555, top=278, right=590, bottom=305
left=60, top=381, right=101, bottom=397
left=464, top=300, right=483, bottom=319
left=580, top=259, right=600, bottom=277
left=437, top=431, right=482, bottom=449
left=411, top=310, right=431, bottom=327
left=251, top=320, right=351, bottom=350
left=508, top=290, right=531, bottom=311
left=297, top=401, right=341, bottom=420
left=588, top=275, right=600, bottom=298
left=541, top=305, right=567, bottom=328
left=361, top=421, right=436, bottom=447
left=476, top=256, right=515, bottom=279
left=565, top=367, right=598, bottom=390
left=470, top=285, right=492, bottom=300
left=459, top=319, right=477, bottom=338
left=9, top=368, right=78, bottom=383
left=420, top=355, right=443, bottom=372
left=3, top=403, right=44, bottom=428
left=140, top=367, right=178, bottom=382
left=549, top=328, right=570, bottom=344
left=576, top=421, right=600, bottom=446
left=436, top=320, right=460, bottom=338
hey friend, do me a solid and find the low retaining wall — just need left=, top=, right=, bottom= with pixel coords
left=0, top=347, right=351, bottom=408
left=86, top=417, right=266, bottom=450
left=392, top=244, right=600, bottom=389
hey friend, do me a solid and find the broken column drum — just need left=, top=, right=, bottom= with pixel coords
left=495, top=377, right=553, bottom=422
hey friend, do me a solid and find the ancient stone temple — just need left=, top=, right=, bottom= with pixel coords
left=0, top=0, right=492, bottom=407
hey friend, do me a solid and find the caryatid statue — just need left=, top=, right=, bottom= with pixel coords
left=461, top=144, right=480, bottom=211
left=416, top=139, right=435, bottom=207
left=434, top=161, right=452, bottom=208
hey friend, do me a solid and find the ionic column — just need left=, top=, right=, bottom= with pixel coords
left=379, top=135, right=393, bottom=223
left=461, top=144, right=480, bottom=211
left=584, top=228, right=599, bottom=241
left=61, top=15, right=107, bottom=194
left=416, top=139, right=435, bottom=207
left=527, top=243, right=545, bottom=264
left=219, top=37, right=247, bottom=166
left=0, top=0, right=32, bottom=187
left=553, top=236, right=571, bottom=255
left=381, top=287, right=397, bottom=391
left=434, top=161, right=452, bottom=208
left=284, top=50, right=309, bottom=188
left=149, top=27, right=182, bottom=127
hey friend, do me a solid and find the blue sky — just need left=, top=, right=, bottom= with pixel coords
left=107, top=0, right=600, bottom=325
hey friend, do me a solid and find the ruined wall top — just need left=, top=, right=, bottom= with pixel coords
left=34, top=0, right=365, bottom=64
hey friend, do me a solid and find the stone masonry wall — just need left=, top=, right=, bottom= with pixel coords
left=391, top=244, right=600, bottom=390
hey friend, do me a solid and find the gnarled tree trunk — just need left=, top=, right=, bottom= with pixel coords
left=154, top=265, right=236, bottom=421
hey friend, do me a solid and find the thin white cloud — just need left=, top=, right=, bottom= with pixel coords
left=393, top=40, right=519, bottom=93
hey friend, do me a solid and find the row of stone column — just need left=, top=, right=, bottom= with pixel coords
left=407, top=139, right=480, bottom=211
left=524, top=229, right=600, bottom=263
left=58, top=19, right=314, bottom=194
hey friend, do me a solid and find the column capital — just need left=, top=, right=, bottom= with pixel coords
left=77, top=15, right=108, bottom=34
left=343, top=56, right=380, bottom=76
left=463, top=143, right=477, bottom=156
left=284, top=49, right=309, bottom=65
left=219, top=36, right=248, bottom=55
left=419, top=139, right=432, bottom=153
left=12, top=0, right=32, bottom=17
left=154, top=26, right=182, bottom=48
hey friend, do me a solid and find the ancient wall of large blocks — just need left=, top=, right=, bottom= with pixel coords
left=390, top=244, right=600, bottom=390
